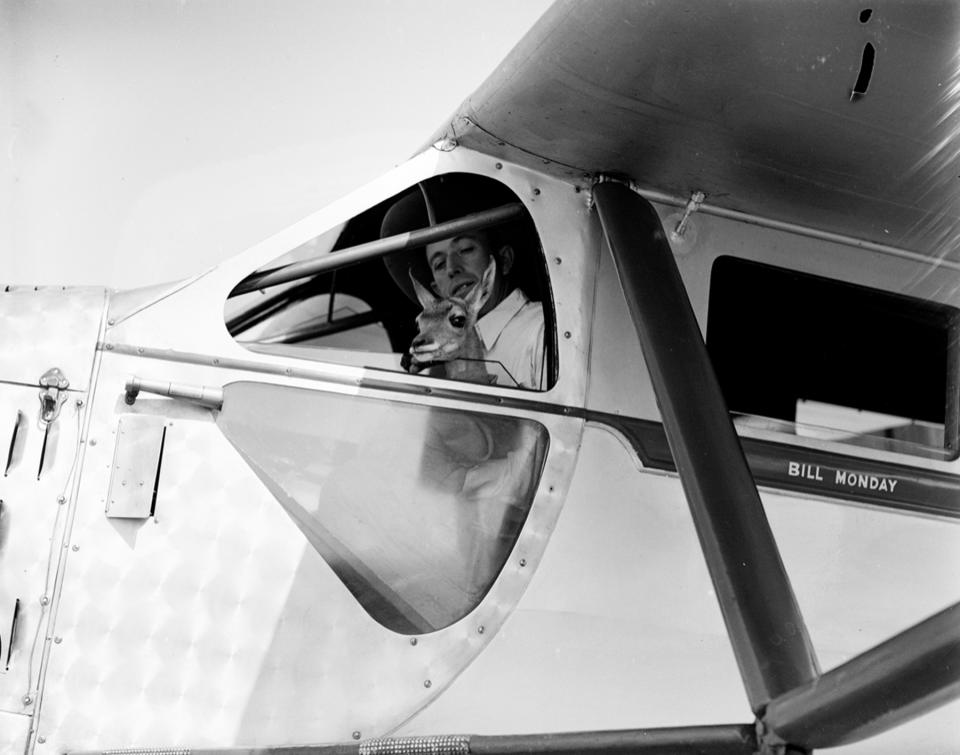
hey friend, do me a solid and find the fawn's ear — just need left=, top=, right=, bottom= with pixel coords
left=409, top=270, right=438, bottom=310
left=465, top=256, right=497, bottom=315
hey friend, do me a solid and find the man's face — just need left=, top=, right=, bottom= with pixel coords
left=425, top=232, right=506, bottom=315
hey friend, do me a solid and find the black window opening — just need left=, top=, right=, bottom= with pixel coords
left=225, top=173, right=556, bottom=391
left=707, top=256, right=960, bottom=460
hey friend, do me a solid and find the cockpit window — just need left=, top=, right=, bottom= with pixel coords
left=707, top=256, right=960, bottom=460
left=225, top=174, right=555, bottom=390
left=217, top=381, right=549, bottom=633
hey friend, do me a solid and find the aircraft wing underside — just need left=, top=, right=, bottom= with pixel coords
left=436, top=0, right=960, bottom=265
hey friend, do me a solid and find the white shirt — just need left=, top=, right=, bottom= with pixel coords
left=475, top=288, right=546, bottom=390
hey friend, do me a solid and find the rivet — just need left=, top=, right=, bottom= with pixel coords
left=554, top=257, right=562, bottom=264
left=564, top=331, right=571, bottom=339
left=213, top=358, right=220, bottom=365
left=519, top=558, right=527, bottom=567
left=533, top=188, right=541, bottom=196
left=352, top=731, right=361, bottom=741
left=89, top=439, right=97, bottom=446
left=39, top=595, right=49, bottom=606
left=54, top=637, right=62, bottom=645
left=22, top=695, right=32, bottom=705
left=57, top=495, right=66, bottom=504
left=424, top=679, right=432, bottom=688
left=495, top=162, right=503, bottom=169
left=137, top=347, right=144, bottom=354
left=72, top=545, right=79, bottom=552
left=107, top=319, right=115, bottom=326
left=121, top=481, right=127, bottom=486
left=477, top=625, right=485, bottom=634
left=549, top=486, right=555, bottom=493
left=75, top=398, right=84, bottom=407
left=37, top=736, right=45, bottom=744
left=409, top=637, right=418, bottom=646
left=284, top=368, right=292, bottom=375
left=105, top=343, right=114, bottom=350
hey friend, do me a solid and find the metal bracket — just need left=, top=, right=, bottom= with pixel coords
left=673, top=190, right=706, bottom=238
left=38, top=368, right=69, bottom=425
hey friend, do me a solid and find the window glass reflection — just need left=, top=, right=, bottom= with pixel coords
left=217, top=382, right=548, bottom=633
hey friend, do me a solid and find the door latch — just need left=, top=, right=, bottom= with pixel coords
left=38, top=368, right=69, bottom=425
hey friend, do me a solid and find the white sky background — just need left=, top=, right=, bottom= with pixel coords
left=1, top=0, right=553, bottom=288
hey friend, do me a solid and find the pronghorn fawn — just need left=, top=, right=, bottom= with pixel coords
left=408, top=257, right=497, bottom=384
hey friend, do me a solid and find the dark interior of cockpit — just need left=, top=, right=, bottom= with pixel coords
left=707, top=255, right=960, bottom=457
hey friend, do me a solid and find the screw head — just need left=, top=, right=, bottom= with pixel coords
left=89, top=439, right=97, bottom=446
left=72, top=544, right=79, bottom=552
left=107, top=318, right=115, bottom=326
left=57, top=495, right=66, bottom=504
left=424, top=679, right=432, bottom=688
left=22, top=695, right=32, bottom=705
left=39, top=595, right=49, bottom=606
left=477, top=625, right=485, bottom=634
left=54, top=637, right=62, bottom=644
left=352, top=731, right=361, bottom=741
left=75, top=398, right=84, bottom=407
left=409, top=637, right=418, bottom=646
left=37, top=736, right=46, bottom=744
left=519, top=558, right=527, bottom=567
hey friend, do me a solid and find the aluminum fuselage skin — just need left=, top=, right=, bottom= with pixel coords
left=0, top=147, right=958, bottom=753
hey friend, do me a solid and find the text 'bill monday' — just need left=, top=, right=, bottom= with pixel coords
left=787, top=462, right=899, bottom=493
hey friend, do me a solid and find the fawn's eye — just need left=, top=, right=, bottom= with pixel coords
left=449, top=314, right=467, bottom=329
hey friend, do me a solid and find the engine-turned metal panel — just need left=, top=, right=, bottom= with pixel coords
left=0, top=385, right=84, bottom=717
left=105, top=415, right=168, bottom=519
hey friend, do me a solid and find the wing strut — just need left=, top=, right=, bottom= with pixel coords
left=592, top=180, right=820, bottom=713
left=764, top=600, right=960, bottom=749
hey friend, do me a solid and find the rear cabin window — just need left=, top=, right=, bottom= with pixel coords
left=707, top=256, right=960, bottom=460
left=225, top=174, right=555, bottom=391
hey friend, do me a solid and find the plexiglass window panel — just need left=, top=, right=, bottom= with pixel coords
left=216, top=382, right=548, bottom=633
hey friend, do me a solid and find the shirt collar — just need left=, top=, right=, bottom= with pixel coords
left=476, top=288, right=529, bottom=351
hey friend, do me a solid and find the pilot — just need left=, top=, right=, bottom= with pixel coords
left=381, top=177, right=546, bottom=390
